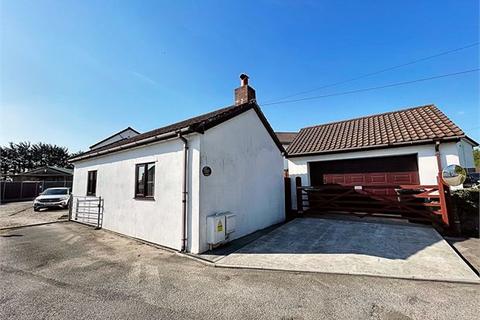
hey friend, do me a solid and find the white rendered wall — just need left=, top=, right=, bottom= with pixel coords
left=192, top=109, right=285, bottom=253
left=72, top=136, right=200, bottom=251
left=287, top=142, right=461, bottom=209
left=456, top=139, right=476, bottom=170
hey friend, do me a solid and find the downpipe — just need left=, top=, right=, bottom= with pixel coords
left=435, top=141, right=442, bottom=175
left=178, top=133, right=189, bottom=252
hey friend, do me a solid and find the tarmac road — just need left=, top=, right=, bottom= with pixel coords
left=0, top=222, right=478, bottom=320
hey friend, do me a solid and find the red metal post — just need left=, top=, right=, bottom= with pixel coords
left=434, top=141, right=452, bottom=227
left=437, top=177, right=450, bottom=226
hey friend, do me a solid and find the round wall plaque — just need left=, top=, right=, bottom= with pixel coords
left=202, top=166, right=212, bottom=176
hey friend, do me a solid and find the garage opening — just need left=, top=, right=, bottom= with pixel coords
left=297, top=156, right=449, bottom=225
left=309, top=154, right=420, bottom=188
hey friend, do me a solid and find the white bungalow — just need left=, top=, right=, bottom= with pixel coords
left=70, top=75, right=285, bottom=254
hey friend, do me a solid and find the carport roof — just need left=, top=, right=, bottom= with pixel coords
left=15, top=166, right=73, bottom=177
left=287, top=104, right=478, bottom=157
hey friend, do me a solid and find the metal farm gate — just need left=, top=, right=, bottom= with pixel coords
left=69, top=196, right=104, bottom=229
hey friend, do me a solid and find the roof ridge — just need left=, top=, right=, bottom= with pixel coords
left=299, top=104, right=436, bottom=131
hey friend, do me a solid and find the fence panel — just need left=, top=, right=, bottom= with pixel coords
left=0, top=181, right=42, bottom=203
left=0, top=181, right=72, bottom=203
left=22, top=182, right=43, bottom=199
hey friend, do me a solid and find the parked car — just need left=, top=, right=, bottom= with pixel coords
left=33, top=187, right=71, bottom=211
left=463, top=172, right=480, bottom=188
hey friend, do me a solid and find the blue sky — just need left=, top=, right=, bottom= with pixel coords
left=1, top=0, right=478, bottom=152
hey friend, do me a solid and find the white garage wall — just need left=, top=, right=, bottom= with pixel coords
left=287, top=142, right=461, bottom=209
left=193, top=109, right=285, bottom=253
left=72, top=137, right=198, bottom=251
left=456, top=139, right=476, bottom=170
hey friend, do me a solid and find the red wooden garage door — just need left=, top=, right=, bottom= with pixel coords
left=309, top=155, right=420, bottom=195
left=323, top=171, right=419, bottom=185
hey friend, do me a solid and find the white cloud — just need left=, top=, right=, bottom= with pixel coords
left=131, top=71, right=159, bottom=86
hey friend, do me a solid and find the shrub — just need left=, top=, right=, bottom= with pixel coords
left=451, top=187, right=479, bottom=238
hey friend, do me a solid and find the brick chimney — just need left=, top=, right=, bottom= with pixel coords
left=234, top=73, right=256, bottom=105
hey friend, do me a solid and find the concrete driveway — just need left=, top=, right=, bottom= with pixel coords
left=216, top=218, right=479, bottom=283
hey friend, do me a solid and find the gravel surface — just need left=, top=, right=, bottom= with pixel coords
left=0, top=201, right=68, bottom=229
left=0, top=222, right=478, bottom=320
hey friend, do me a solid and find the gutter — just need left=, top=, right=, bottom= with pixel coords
left=178, top=132, right=189, bottom=252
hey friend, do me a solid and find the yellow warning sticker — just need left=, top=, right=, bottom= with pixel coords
left=217, top=220, right=223, bottom=232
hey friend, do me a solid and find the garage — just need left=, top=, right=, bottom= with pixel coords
left=298, top=154, right=440, bottom=222
left=309, top=154, right=420, bottom=188
left=286, top=105, right=475, bottom=225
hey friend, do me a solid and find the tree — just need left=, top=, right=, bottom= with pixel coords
left=474, top=148, right=480, bottom=169
left=0, top=142, right=82, bottom=175
left=68, top=150, right=84, bottom=159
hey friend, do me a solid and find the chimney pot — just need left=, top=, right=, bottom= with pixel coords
left=240, top=73, right=249, bottom=86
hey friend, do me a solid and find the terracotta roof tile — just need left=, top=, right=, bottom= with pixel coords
left=287, top=105, right=468, bottom=156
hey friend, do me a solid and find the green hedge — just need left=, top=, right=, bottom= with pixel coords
left=451, top=188, right=479, bottom=238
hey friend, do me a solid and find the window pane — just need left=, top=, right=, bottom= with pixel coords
left=136, top=165, right=145, bottom=195
left=146, top=164, right=155, bottom=196
left=92, top=171, right=97, bottom=194
left=87, top=170, right=97, bottom=196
